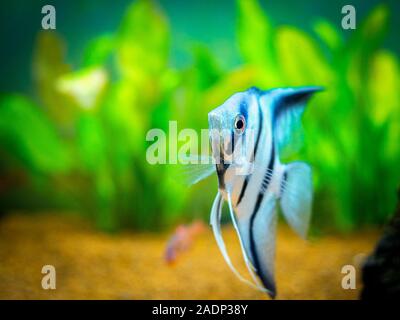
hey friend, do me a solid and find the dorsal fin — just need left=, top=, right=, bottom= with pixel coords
left=265, top=86, right=323, bottom=157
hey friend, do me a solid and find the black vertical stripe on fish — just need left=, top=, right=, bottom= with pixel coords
left=218, top=122, right=237, bottom=191
left=280, top=171, right=287, bottom=197
left=249, top=143, right=276, bottom=296
left=239, top=100, right=248, bottom=121
left=216, top=147, right=230, bottom=190
left=231, top=131, right=235, bottom=155
left=222, top=131, right=235, bottom=158
left=236, top=178, right=248, bottom=207
left=260, top=143, right=275, bottom=192
left=236, top=97, right=263, bottom=206
left=216, top=163, right=230, bottom=190
left=253, top=96, right=263, bottom=157
left=218, top=130, right=235, bottom=190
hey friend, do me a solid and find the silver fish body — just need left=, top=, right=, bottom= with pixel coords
left=208, top=86, right=321, bottom=298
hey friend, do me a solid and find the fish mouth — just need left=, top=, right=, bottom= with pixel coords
left=210, top=133, right=232, bottom=165
left=211, top=131, right=253, bottom=180
left=209, top=130, right=230, bottom=189
left=208, top=112, right=234, bottom=189
left=215, top=157, right=229, bottom=190
left=211, top=136, right=226, bottom=166
left=209, top=126, right=222, bottom=163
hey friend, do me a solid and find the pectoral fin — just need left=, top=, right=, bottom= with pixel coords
left=178, top=154, right=215, bottom=186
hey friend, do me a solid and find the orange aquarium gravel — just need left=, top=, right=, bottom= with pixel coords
left=0, top=213, right=381, bottom=300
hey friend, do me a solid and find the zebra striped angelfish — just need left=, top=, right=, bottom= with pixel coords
left=186, top=86, right=321, bottom=298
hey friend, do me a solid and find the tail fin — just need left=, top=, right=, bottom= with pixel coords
left=279, top=162, right=313, bottom=238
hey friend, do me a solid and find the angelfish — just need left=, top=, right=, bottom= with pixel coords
left=188, top=86, right=321, bottom=298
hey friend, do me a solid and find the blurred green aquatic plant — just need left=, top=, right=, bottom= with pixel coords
left=0, top=0, right=398, bottom=231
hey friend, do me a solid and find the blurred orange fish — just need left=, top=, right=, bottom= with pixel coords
left=164, top=220, right=205, bottom=265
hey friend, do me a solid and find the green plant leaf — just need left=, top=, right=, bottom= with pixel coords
left=0, top=94, right=71, bottom=174
left=32, top=31, right=77, bottom=127
left=276, top=26, right=333, bottom=86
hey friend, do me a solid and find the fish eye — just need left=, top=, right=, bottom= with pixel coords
left=234, top=115, right=246, bottom=134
